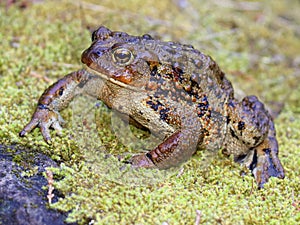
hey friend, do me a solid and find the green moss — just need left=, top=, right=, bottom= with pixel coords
left=1, top=0, right=299, bottom=224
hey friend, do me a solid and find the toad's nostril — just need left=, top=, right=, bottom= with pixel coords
left=94, top=50, right=103, bottom=57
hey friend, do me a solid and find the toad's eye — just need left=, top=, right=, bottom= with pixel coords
left=112, top=48, right=133, bottom=66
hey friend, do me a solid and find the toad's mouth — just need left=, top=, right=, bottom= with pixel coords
left=85, top=66, right=141, bottom=91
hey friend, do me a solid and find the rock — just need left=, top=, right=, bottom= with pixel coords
left=0, top=145, right=72, bottom=225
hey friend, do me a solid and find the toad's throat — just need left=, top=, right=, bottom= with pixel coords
left=85, top=66, right=141, bottom=91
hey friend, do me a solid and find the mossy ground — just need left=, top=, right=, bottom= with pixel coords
left=0, top=0, right=299, bottom=224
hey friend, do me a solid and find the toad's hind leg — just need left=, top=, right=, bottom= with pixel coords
left=226, top=95, right=284, bottom=188
left=130, top=129, right=203, bottom=169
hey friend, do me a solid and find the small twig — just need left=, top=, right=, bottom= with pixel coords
left=30, top=71, right=52, bottom=83
left=176, top=167, right=184, bottom=177
left=46, top=169, right=55, bottom=204
left=195, top=210, right=202, bottom=225
left=211, top=0, right=261, bottom=11
left=249, top=178, right=254, bottom=195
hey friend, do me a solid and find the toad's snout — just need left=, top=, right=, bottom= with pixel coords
left=81, top=48, right=95, bottom=66
left=81, top=46, right=105, bottom=66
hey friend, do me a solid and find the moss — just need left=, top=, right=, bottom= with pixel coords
left=1, top=0, right=299, bottom=224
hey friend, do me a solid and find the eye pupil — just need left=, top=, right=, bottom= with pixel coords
left=116, top=52, right=129, bottom=59
left=112, top=48, right=133, bottom=65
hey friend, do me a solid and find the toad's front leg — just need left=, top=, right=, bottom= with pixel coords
left=19, top=69, right=104, bottom=143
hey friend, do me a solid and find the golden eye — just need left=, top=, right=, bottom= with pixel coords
left=112, top=48, right=133, bottom=65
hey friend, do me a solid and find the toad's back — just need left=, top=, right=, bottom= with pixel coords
left=136, top=38, right=234, bottom=150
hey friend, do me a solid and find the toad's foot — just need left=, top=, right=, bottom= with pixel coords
left=19, top=106, right=64, bottom=143
left=251, top=140, right=285, bottom=189
left=129, top=154, right=157, bottom=168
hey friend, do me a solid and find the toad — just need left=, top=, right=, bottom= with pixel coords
left=19, top=26, right=284, bottom=188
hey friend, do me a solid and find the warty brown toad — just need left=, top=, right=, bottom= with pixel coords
left=19, top=26, right=284, bottom=188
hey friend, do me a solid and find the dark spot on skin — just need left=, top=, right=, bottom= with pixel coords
left=222, top=148, right=230, bottom=156
left=197, top=95, right=210, bottom=118
left=172, top=61, right=186, bottom=72
left=173, top=66, right=184, bottom=76
left=148, top=64, right=158, bottom=77
left=189, top=79, right=201, bottom=93
left=263, top=148, right=271, bottom=154
left=146, top=99, right=170, bottom=121
left=228, top=101, right=235, bottom=108
left=249, top=149, right=257, bottom=171
left=38, top=104, right=48, bottom=110
left=146, top=100, right=163, bottom=111
left=58, top=87, right=64, bottom=96
left=203, top=129, right=209, bottom=135
left=169, top=66, right=184, bottom=83
left=146, top=100, right=156, bottom=110
left=159, top=108, right=170, bottom=120
left=230, top=128, right=239, bottom=140
left=253, top=136, right=261, bottom=146
left=152, top=68, right=160, bottom=77
left=234, top=154, right=248, bottom=163
left=146, top=152, right=154, bottom=162
left=238, top=121, right=245, bottom=130
left=226, top=116, right=231, bottom=124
